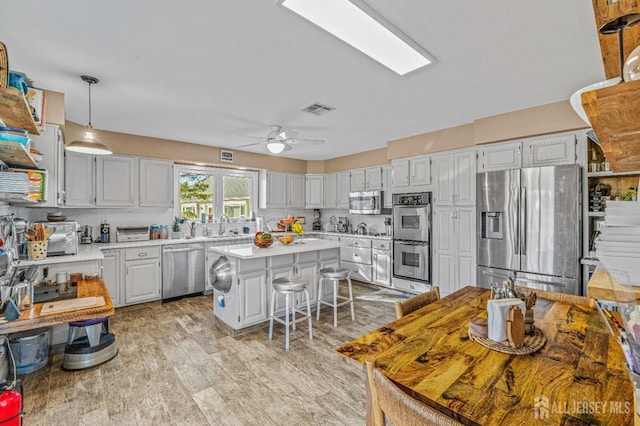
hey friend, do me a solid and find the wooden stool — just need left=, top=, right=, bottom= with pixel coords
left=269, top=277, right=313, bottom=351
left=316, top=267, right=354, bottom=327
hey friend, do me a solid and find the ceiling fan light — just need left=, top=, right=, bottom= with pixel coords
left=267, top=141, right=286, bottom=154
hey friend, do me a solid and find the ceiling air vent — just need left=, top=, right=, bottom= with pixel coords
left=300, top=102, right=335, bottom=116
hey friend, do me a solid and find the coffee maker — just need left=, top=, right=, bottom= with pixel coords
left=337, top=217, right=349, bottom=233
left=80, top=225, right=93, bottom=244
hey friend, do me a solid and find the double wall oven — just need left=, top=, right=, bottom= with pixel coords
left=393, top=192, right=432, bottom=284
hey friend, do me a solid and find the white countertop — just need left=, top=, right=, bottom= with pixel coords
left=207, top=238, right=343, bottom=259
left=95, top=234, right=252, bottom=250
left=20, top=244, right=105, bottom=266
left=307, top=231, right=391, bottom=240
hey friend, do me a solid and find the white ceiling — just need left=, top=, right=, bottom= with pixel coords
left=1, top=1, right=605, bottom=160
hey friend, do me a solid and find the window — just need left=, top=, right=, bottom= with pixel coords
left=176, top=166, right=257, bottom=222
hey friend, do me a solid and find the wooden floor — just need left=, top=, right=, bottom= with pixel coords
left=20, top=281, right=396, bottom=425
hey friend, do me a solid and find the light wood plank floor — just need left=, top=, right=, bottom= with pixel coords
left=20, top=281, right=396, bottom=425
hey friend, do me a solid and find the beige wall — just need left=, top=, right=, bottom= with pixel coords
left=473, top=100, right=587, bottom=145
left=53, top=94, right=585, bottom=173
left=64, top=121, right=308, bottom=173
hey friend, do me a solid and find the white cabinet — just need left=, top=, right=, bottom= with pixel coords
left=124, top=247, right=161, bottom=305
left=101, top=249, right=123, bottom=308
left=139, top=159, right=173, bottom=207
left=259, top=171, right=307, bottom=209
left=381, top=166, right=392, bottom=208
left=365, top=167, right=383, bottom=190
left=239, top=270, right=269, bottom=327
left=391, top=156, right=431, bottom=189
left=350, top=169, right=366, bottom=191
left=288, top=173, right=305, bottom=208
left=305, top=174, right=324, bottom=208
left=323, top=173, right=337, bottom=208
left=351, top=166, right=383, bottom=192
left=96, top=155, right=136, bottom=207
left=479, top=141, right=522, bottom=172
left=259, top=171, right=286, bottom=209
left=269, top=264, right=294, bottom=316
left=479, top=132, right=577, bottom=172
left=433, top=150, right=476, bottom=206
left=295, top=260, right=319, bottom=307
left=392, top=159, right=410, bottom=188
left=522, top=133, right=576, bottom=167
left=64, top=151, right=94, bottom=207
left=340, top=237, right=373, bottom=283
left=433, top=206, right=476, bottom=296
left=336, top=171, right=351, bottom=209
left=30, top=124, right=64, bottom=207
left=372, top=240, right=392, bottom=287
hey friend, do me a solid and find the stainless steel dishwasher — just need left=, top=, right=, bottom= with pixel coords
left=162, top=243, right=205, bottom=300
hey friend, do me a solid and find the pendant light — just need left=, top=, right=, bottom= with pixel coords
left=66, top=75, right=112, bottom=155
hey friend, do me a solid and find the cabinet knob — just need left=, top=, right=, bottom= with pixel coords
left=374, top=254, right=378, bottom=259
left=409, top=284, right=415, bottom=289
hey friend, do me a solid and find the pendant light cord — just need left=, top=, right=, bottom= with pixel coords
left=87, top=80, right=92, bottom=127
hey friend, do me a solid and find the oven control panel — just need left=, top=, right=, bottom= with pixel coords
left=393, top=192, right=431, bottom=206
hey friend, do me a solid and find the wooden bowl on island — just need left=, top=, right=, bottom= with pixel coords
left=253, top=238, right=273, bottom=248
left=278, top=235, right=294, bottom=245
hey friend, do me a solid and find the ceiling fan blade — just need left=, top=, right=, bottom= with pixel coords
left=238, top=141, right=265, bottom=148
left=235, top=134, right=266, bottom=140
left=290, top=138, right=325, bottom=145
left=279, top=129, right=299, bottom=140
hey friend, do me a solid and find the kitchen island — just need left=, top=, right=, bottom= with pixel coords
left=207, top=238, right=343, bottom=332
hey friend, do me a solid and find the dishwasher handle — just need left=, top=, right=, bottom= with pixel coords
left=163, top=247, right=202, bottom=254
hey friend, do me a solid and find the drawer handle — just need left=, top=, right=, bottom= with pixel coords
left=138, top=252, right=148, bottom=257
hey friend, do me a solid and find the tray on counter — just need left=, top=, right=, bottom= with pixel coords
left=468, top=325, right=546, bottom=355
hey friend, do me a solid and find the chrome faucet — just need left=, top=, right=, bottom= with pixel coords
left=219, top=215, right=230, bottom=235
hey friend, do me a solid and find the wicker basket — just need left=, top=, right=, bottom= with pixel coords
left=253, top=238, right=273, bottom=248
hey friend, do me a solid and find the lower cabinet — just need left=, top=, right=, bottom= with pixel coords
left=102, top=246, right=161, bottom=307
left=295, top=260, right=319, bottom=308
left=269, top=263, right=294, bottom=317
left=238, top=270, right=269, bottom=327
left=372, top=249, right=392, bottom=287
left=433, top=206, right=476, bottom=296
left=101, top=250, right=123, bottom=307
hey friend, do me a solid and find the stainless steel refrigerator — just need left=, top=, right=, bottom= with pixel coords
left=476, top=164, right=581, bottom=295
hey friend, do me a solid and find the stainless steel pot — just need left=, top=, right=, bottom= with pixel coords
left=210, top=256, right=232, bottom=293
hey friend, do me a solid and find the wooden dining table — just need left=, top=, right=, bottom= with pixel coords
left=335, top=286, right=635, bottom=425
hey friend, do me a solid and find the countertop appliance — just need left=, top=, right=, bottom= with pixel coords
left=36, top=221, right=78, bottom=256
left=337, top=217, right=349, bottom=233
left=349, top=191, right=383, bottom=215
left=392, top=192, right=432, bottom=284
left=162, top=243, right=205, bottom=300
left=476, top=164, right=581, bottom=295
left=80, top=225, right=92, bottom=244
left=116, top=226, right=150, bottom=243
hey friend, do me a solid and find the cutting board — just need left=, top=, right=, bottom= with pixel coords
left=40, top=296, right=105, bottom=315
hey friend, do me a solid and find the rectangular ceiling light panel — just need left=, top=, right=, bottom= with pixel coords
left=279, top=0, right=434, bottom=75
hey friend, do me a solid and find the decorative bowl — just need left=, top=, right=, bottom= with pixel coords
left=278, top=235, right=294, bottom=245
left=253, top=238, right=273, bottom=248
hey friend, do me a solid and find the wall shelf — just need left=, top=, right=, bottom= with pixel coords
left=588, top=211, right=606, bottom=217
left=0, top=140, right=38, bottom=168
left=588, top=171, right=640, bottom=178
left=0, top=87, right=40, bottom=135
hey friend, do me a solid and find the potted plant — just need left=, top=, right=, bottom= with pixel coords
left=172, top=217, right=183, bottom=239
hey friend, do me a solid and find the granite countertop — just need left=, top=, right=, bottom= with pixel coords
left=207, top=238, right=343, bottom=259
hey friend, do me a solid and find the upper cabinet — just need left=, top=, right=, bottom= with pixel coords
left=479, top=132, right=577, bottom=172
left=433, top=150, right=476, bottom=206
left=96, top=155, right=136, bottom=207
left=259, top=171, right=306, bottom=209
left=478, top=141, right=522, bottom=172
left=392, top=156, right=431, bottom=189
left=381, top=166, right=392, bottom=208
left=323, top=173, right=337, bottom=208
left=336, top=171, right=350, bottom=209
left=288, top=173, right=305, bottom=208
left=521, top=133, right=576, bottom=168
left=139, top=159, right=174, bottom=208
left=350, top=169, right=366, bottom=192
left=305, top=174, right=323, bottom=208
left=64, top=151, right=95, bottom=207
left=351, top=166, right=384, bottom=192
left=30, top=124, right=64, bottom=207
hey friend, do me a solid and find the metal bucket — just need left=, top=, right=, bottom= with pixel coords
left=9, top=328, right=50, bottom=374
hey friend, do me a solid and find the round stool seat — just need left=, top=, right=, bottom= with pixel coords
left=320, top=267, right=350, bottom=280
left=69, top=317, right=109, bottom=327
left=273, top=277, right=307, bottom=292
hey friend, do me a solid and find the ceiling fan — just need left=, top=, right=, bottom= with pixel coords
left=238, top=125, right=325, bottom=154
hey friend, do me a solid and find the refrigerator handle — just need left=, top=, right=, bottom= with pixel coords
left=520, top=187, right=526, bottom=256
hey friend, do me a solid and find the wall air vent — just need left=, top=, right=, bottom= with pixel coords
left=300, top=102, right=335, bottom=116
left=220, top=149, right=233, bottom=163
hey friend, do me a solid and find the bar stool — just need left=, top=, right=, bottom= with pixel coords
left=269, top=277, right=313, bottom=351
left=316, top=267, right=355, bottom=327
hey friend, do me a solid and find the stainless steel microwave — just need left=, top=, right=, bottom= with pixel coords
left=35, top=221, right=78, bottom=256
left=349, top=191, right=383, bottom=215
